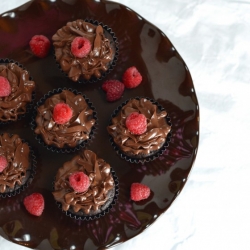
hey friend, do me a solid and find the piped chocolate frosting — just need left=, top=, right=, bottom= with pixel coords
left=0, top=133, right=30, bottom=193
left=0, top=63, right=35, bottom=122
left=34, top=90, right=96, bottom=149
left=107, top=98, right=171, bottom=157
left=53, top=150, right=115, bottom=216
left=52, top=19, right=115, bottom=82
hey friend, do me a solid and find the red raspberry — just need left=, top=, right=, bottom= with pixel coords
left=69, top=172, right=90, bottom=193
left=71, top=37, right=91, bottom=58
left=126, top=112, right=147, bottom=135
left=102, top=80, right=116, bottom=92
left=131, top=183, right=150, bottom=201
left=102, top=80, right=124, bottom=102
left=29, top=35, right=51, bottom=58
left=0, top=155, right=8, bottom=172
left=122, top=66, right=142, bottom=88
left=0, top=76, right=11, bottom=97
left=23, top=193, right=45, bottom=216
left=53, top=103, right=73, bottom=125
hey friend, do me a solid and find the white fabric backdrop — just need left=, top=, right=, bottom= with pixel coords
left=1, top=0, right=250, bottom=249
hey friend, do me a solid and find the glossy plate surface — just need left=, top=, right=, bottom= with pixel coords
left=0, top=0, right=199, bottom=249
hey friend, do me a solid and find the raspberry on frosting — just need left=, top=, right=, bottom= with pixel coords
left=131, top=183, right=150, bottom=201
left=122, top=66, right=142, bottom=88
left=52, top=103, right=73, bottom=125
left=0, top=155, right=8, bottom=173
left=0, top=76, right=11, bottom=97
left=29, top=35, right=51, bottom=58
left=125, top=112, right=147, bottom=135
left=69, top=171, right=90, bottom=193
left=23, top=193, right=45, bottom=216
left=71, top=37, right=91, bottom=58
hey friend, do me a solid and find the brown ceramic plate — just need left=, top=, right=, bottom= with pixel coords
left=0, top=0, right=199, bottom=249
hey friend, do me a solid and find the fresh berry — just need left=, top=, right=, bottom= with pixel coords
left=122, top=66, right=142, bottom=88
left=102, top=80, right=116, bottom=92
left=102, top=80, right=124, bottom=102
left=126, top=112, right=147, bottom=135
left=29, top=35, right=51, bottom=58
left=69, top=172, right=90, bottom=193
left=23, top=193, right=45, bottom=216
left=0, top=76, right=11, bottom=97
left=0, top=155, right=8, bottom=172
left=71, top=37, right=91, bottom=58
left=131, top=183, right=150, bottom=201
left=53, top=103, right=73, bottom=125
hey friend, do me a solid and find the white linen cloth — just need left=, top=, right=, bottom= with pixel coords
left=0, top=0, right=250, bottom=249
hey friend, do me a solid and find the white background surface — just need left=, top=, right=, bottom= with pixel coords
left=1, top=0, right=250, bottom=249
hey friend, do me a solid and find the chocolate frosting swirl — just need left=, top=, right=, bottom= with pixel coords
left=107, top=98, right=171, bottom=156
left=34, top=90, right=96, bottom=148
left=0, top=63, right=35, bottom=122
left=52, top=150, right=115, bottom=215
left=0, top=133, right=30, bottom=193
left=52, top=20, right=114, bottom=82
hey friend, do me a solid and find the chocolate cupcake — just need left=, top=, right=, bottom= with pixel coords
left=52, top=150, right=118, bottom=220
left=0, top=133, right=36, bottom=198
left=52, top=19, right=118, bottom=83
left=31, top=88, right=97, bottom=153
left=0, top=59, right=35, bottom=123
left=107, top=97, right=172, bottom=163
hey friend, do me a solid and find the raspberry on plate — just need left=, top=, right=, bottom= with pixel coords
left=102, top=80, right=124, bottom=102
left=0, top=155, right=8, bottom=173
left=23, top=193, right=45, bottom=216
left=71, top=37, right=91, bottom=58
left=0, top=76, right=11, bottom=97
left=29, top=35, right=51, bottom=58
left=69, top=172, right=90, bottom=193
left=122, top=66, right=142, bottom=88
left=131, top=183, right=150, bottom=201
left=52, top=103, right=73, bottom=125
left=126, top=112, right=147, bottom=135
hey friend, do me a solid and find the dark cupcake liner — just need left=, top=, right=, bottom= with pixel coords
left=30, top=88, right=97, bottom=153
left=0, top=133, right=37, bottom=198
left=53, top=168, right=119, bottom=221
left=108, top=97, right=172, bottom=164
left=0, top=58, right=36, bottom=125
left=53, top=19, right=119, bottom=84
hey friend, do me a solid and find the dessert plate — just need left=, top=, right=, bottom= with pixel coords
left=0, top=0, right=199, bottom=249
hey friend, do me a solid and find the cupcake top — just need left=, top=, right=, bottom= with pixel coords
left=0, top=62, right=35, bottom=122
left=34, top=89, right=96, bottom=149
left=52, top=19, right=115, bottom=82
left=107, top=98, right=171, bottom=157
left=0, top=133, right=30, bottom=193
left=52, top=150, right=115, bottom=215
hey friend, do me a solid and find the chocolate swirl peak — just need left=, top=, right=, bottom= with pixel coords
left=34, top=90, right=96, bottom=149
left=53, top=150, right=115, bottom=215
left=52, top=19, right=115, bottom=82
left=0, top=63, right=35, bottom=122
left=0, top=133, right=30, bottom=193
left=107, top=98, right=171, bottom=157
